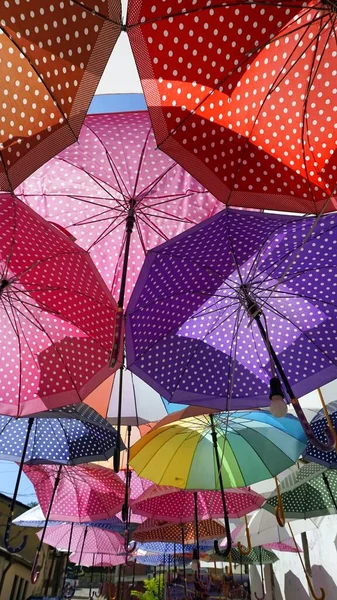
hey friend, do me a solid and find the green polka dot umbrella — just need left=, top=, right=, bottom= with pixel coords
left=206, top=547, right=278, bottom=566
left=264, top=463, right=337, bottom=519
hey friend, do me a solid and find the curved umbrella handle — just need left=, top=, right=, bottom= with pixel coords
left=94, top=584, right=103, bottom=597
left=30, top=551, right=40, bottom=584
left=238, top=516, right=252, bottom=556
left=274, top=477, right=286, bottom=527
left=254, top=583, right=265, bottom=600
left=213, top=539, right=232, bottom=558
left=305, top=574, right=325, bottom=600
left=4, top=515, right=28, bottom=554
left=126, top=541, right=137, bottom=554
left=291, top=397, right=335, bottom=452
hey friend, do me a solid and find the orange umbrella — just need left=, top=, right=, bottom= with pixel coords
left=0, top=1, right=121, bottom=190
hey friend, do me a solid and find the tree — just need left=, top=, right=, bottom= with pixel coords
left=131, top=575, right=165, bottom=600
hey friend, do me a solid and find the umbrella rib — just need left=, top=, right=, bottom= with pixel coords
left=136, top=163, right=179, bottom=202
left=134, top=217, right=148, bottom=257
left=132, top=127, right=152, bottom=198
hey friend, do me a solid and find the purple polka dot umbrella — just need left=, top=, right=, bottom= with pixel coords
left=126, top=208, right=337, bottom=451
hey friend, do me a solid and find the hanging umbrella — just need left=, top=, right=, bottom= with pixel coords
left=0, top=1, right=122, bottom=191
left=0, top=193, right=120, bottom=418
left=132, top=488, right=265, bottom=522
left=214, top=547, right=279, bottom=566
left=264, top=463, right=337, bottom=519
left=136, top=542, right=213, bottom=554
left=136, top=554, right=190, bottom=567
left=126, top=208, right=337, bottom=450
left=132, top=518, right=226, bottom=543
left=37, top=523, right=124, bottom=555
left=126, top=1, right=337, bottom=213
left=303, top=398, right=337, bottom=467
left=70, top=552, right=126, bottom=568
left=129, top=410, right=306, bottom=489
left=23, top=463, right=126, bottom=522
left=16, top=110, right=220, bottom=469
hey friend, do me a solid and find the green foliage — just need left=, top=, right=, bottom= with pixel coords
left=131, top=575, right=164, bottom=600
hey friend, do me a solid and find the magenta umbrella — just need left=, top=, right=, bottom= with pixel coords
left=16, top=111, right=221, bottom=470
left=131, top=488, right=265, bottom=523
left=23, top=464, right=126, bottom=522
left=70, top=552, right=126, bottom=568
left=38, top=524, right=124, bottom=555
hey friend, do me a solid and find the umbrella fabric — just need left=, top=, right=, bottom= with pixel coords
left=0, top=408, right=121, bottom=465
left=129, top=411, right=306, bottom=489
left=263, top=540, right=299, bottom=553
left=117, top=469, right=174, bottom=504
left=230, top=510, right=316, bottom=552
left=126, top=209, right=337, bottom=410
left=211, top=547, right=278, bottom=566
left=0, top=1, right=121, bottom=191
left=38, top=524, right=124, bottom=554
left=127, top=1, right=337, bottom=213
left=132, top=488, right=265, bottom=522
left=16, top=111, right=221, bottom=308
left=95, top=424, right=153, bottom=471
left=136, top=542, right=213, bottom=554
left=264, top=463, right=337, bottom=519
left=70, top=552, right=126, bottom=567
left=136, top=554, right=190, bottom=567
left=303, top=400, right=337, bottom=468
left=23, top=464, right=126, bottom=522
left=0, top=194, right=119, bottom=417
left=132, top=518, right=225, bottom=543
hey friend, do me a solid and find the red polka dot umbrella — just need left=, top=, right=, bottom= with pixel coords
left=0, top=1, right=121, bottom=191
left=131, top=488, right=265, bottom=523
left=132, top=518, right=226, bottom=543
left=0, top=194, right=120, bottom=418
left=127, top=0, right=337, bottom=213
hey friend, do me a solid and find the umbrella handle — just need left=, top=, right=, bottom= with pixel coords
left=4, top=514, right=28, bottom=554
left=30, top=551, right=40, bottom=584
left=62, top=584, right=76, bottom=599
left=254, top=583, right=265, bottom=600
left=305, top=574, right=325, bottom=600
left=238, top=516, right=252, bottom=556
left=291, top=397, right=335, bottom=452
left=274, top=477, right=286, bottom=527
left=213, top=539, right=231, bottom=558
left=126, top=541, right=137, bottom=554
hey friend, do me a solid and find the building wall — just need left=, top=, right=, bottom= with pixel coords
left=249, top=515, right=337, bottom=600
left=0, top=494, right=56, bottom=599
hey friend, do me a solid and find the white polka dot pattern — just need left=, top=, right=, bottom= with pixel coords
left=16, top=111, right=221, bottom=305
left=0, top=194, right=119, bottom=417
left=0, top=1, right=121, bottom=191
left=133, top=518, right=225, bottom=543
left=70, top=552, right=126, bottom=567
left=38, top=523, right=124, bottom=554
left=131, top=488, right=265, bottom=522
left=23, top=463, right=126, bottom=522
left=127, top=0, right=337, bottom=213
left=126, top=209, right=337, bottom=409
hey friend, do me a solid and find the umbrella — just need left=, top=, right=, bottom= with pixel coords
left=136, top=554, right=190, bottom=567
left=0, top=1, right=121, bottom=191
left=132, top=518, right=226, bottom=543
left=126, top=1, right=337, bottom=213
left=264, top=463, right=337, bottom=519
left=132, top=488, right=265, bottom=522
left=129, top=410, right=306, bottom=490
left=126, top=207, right=337, bottom=450
left=37, top=523, right=124, bottom=555
left=23, top=463, right=126, bottom=522
left=212, top=547, right=279, bottom=566
left=70, top=552, right=126, bottom=567
left=16, top=110, right=220, bottom=469
left=136, top=542, right=213, bottom=554
left=0, top=193, right=120, bottom=418
left=304, top=397, right=337, bottom=467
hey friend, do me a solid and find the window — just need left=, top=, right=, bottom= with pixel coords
left=11, top=575, right=28, bottom=600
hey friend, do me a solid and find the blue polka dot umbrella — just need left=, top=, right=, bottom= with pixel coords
left=303, top=399, right=337, bottom=468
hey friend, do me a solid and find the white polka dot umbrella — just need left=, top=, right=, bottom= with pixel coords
left=0, top=1, right=121, bottom=191
left=126, top=0, right=337, bottom=213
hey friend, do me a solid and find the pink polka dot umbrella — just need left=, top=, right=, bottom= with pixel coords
left=16, top=110, right=221, bottom=471
left=126, top=0, right=337, bottom=214
left=0, top=1, right=121, bottom=192
left=70, top=552, right=126, bottom=568
left=131, top=488, right=265, bottom=523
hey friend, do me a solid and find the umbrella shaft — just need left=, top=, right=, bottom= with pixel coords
left=10, top=417, right=34, bottom=513
left=118, top=199, right=136, bottom=309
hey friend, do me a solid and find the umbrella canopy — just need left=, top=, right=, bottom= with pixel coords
left=23, top=464, right=126, bottom=522
left=16, top=110, right=221, bottom=306
left=132, top=518, right=225, bottom=543
left=136, top=542, right=213, bottom=554
left=136, top=554, right=190, bottom=567
left=0, top=1, right=121, bottom=191
left=0, top=407, right=121, bottom=465
left=303, top=399, right=337, bottom=468
left=126, top=1, right=337, bottom=213
left=264, top=463, right=337, bottom=519
left=0, top=194, right=119, bottom=417
left=126, top=208, right=337, bottom=447
left=129, top=410, right=306, bottom=488
left=132, top=488, right=265, bottom=522
left=38, top=523, right=124, bottom=554
left=70, top=552, right=126, bottom=567
left=212, top=547, right=279, bottom=566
